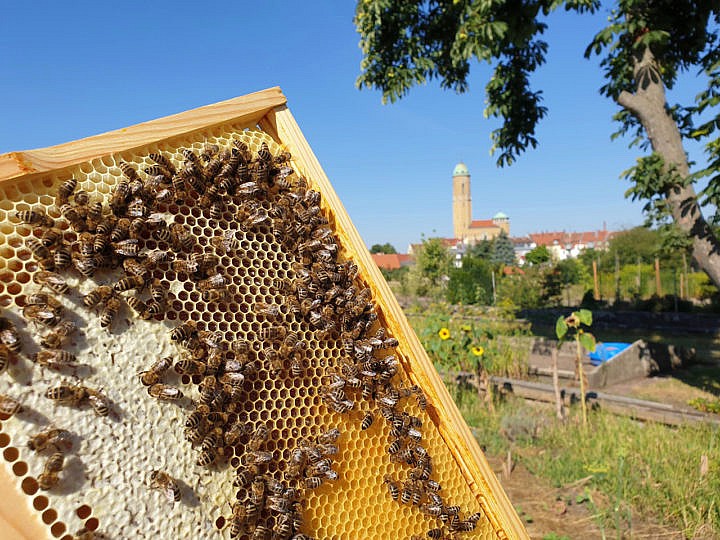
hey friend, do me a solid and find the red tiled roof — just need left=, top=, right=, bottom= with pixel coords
left=528, top=230, right=615, bottom=247
left=469, top=219, right=496, bottom=228
left=371, top=253, right=413, bottom=271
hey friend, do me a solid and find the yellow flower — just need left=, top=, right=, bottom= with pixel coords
left=438, top=328, right=451, bottom=340
left=471, top=346, right=484, bottom=357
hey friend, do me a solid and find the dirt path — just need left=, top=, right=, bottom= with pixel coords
left=486, top=456, right=687, bottom=539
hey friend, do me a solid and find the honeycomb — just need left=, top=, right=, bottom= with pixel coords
left=0, top=121, right=501, bottom=540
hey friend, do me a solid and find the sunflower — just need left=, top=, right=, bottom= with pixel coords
left=471, top=346, right=484, bottom=357
left=438, top=328, right=451, bottom=340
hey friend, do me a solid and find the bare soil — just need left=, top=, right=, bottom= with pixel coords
left=486, top=455, right=689, bottom=539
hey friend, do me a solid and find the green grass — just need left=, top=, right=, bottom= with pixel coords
left=448, top=383, right=720, bottom=538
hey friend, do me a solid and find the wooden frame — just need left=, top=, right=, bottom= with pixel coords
left=0, top=87, right=527, bottom=539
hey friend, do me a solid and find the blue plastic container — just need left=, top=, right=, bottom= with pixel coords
left=588, top=342, right=632, bottom=366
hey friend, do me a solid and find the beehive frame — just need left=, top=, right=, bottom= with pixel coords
left=0, top=87, right=527, bottom=540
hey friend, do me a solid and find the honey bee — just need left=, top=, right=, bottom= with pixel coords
left=100, top=295, right=122, bottom=328
left=112, top=238, right=140, bottom=257
left=85, top=201, right=104, bottom=232
left=229, top=501, right=248, bottom=538
left=113, top=274, right=146, bottom=292
left=169, top=223, right=194, bottom=252
left=0, top=345, right=8, bottom=373
left=32, top=348, right=78, bottom=370
left=0, top=394, right=22, bottom=416
left=202, top=288, right=228, bottom=303
left=243, top=450, right=273, bottom=466
left=260, top=326, right=286, bottom=343
left=39, top=321, right=77, bottom=349
left=148, top=383, right=183, bottom=401
left=45, top=383, right=87, bottom=406
left=360, top=412, right=374, bottom=430
left=255, top=302, right=281, bottom=319
left=71, top=527, right=96, bottom=540
left=86, top=388, right=110, bottom=417
left=172, top=257, right=200, bottom=274
left=56, top=178, right=77, bottom=206
left=198, top=273, right=226, bottom=291
left=251, top=525, right=270, bottom=540
left=33, top=271, right=69, bottom=294
left=38, top=452, right=65, bottom=490
left=174, top=358, right=206, bottom=375
left=126, top=296, right=149, bottom=318
left=83, top=285, right=114, bottom=308
left=148, top=152, right=177, bottom=176
left=137, top=356, right=173, bottom=386
left=0, top=317, right=21, bottom=353
left=110, top=217, right=131, bottom=242
left=149, top=470, right=181, bottom=503
left=53, top=243, right=72, bottom=269
left=22, top=303, right=61, bottom=328
left=60, top=203, right=86, bottom=232
left=210, top=230, right=239, bottom=254
left=122, top=258, right=149, bottom=279
left=303, top=476, right=323, bottom=489
left=273, top=513, right=293, bottom=539
left=27, top=427, right=73, bottom=453
left=170, top=321, right=197, bottom=342
left=15, top=208, right=54, bottom=228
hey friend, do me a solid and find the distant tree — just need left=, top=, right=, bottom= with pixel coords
left=405, top=238, right=453, bottom=297
left=607, top=226, right=660, bottom=264
left=370, top=243, right=398, bottom=254
left=355, top=1, right=720, bottom=288
left=466, top=239, right=494, bottom=260
left=525, top=245, right=551, bottom=266
left=491, top=232, right=515, bottom=266
left=447, top=255, right=493, bottom=304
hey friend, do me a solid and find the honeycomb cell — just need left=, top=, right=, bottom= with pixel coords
left=42, top=508, right=58, bottom=524
left=12, top=460, right=28, bottom=476
left=50, top=521, right=66, bottom=537
left=21, top=476, right=39, bottom=495
left=76, top=505, right=92, bottom=519
left=33, top=495, right=49, bottom=511
left=3, top=446, right=19, bottom=462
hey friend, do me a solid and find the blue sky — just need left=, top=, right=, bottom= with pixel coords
left=0, top=2, right=711, bottom=252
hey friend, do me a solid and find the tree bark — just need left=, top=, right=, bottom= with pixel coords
left=617, top=47, right=720, bottom=288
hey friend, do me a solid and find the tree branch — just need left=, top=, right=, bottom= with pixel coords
left=617, top=90, right=644, bottom=116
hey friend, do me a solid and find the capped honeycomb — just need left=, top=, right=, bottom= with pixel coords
left=0, top=94, right=520, bottom=540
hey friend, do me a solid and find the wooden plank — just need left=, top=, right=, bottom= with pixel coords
left=0, top=87, right=287, bottom=184
left=269, top=104, right=528, bottom=540
left=0, top=463, right=47, bottom=540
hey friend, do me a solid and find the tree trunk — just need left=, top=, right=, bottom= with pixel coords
left=617, top=47, right=720, bottom=289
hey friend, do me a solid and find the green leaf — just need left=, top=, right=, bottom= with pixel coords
left=579, top=332, right=596, bottom=353
left=577, top=309, right=593, bottom=326
left=555, top=316, right=568, bottom=340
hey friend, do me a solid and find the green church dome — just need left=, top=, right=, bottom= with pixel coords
left=493, top=211, right=508, bottom=220
left=452, top=163, right=470, bottom=177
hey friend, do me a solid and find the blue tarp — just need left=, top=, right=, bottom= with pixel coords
left=588, top=342, right=632, bottom=366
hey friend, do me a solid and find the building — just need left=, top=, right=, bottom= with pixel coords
left=452, top=163, right=509, bottom=244
left=370, top=253, right=414, bottom=272
left=513, top=229, right=616, bottom=264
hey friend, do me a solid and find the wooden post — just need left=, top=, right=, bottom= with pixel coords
left=655, top=257, right=662, bottom=296
left=592, top=259, right=600, bottom=300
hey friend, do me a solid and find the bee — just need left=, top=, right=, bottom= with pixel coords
left=169, top=223, right=194, bottom=251
left=86, top=389, right=110, bottom=417
left=260, top=326, right=286, bottom=343
left=22, top=303, right=61, bottom=328
left=172, top=257, right=199, bottom=274
left=273, top=513, right=293, bottom=539
left=0, top=317, right=21, bottom=353
left=112, top=238, right=140, bottom=257
left=15, top=208, right=54, bottom=228
left=85, top=201, right=104, bottom=232
left=229, top=502, right=248, bottom=538
left=255, top=302, right=281, bottom=319
left=148, top=383, right=183, bottom=401
left=198, top=273, right=226, bottom=291
left=38, top=452, right=65, bottom=490
left=33, top=348, right=78, bottom=370
left=360, top=412, right=374, bottom=431
left=71, top=527, right=96, bottom=540
left=113, top=275, right=146, bottom=292
left=27, top=428, right=73, bottom=453
left=84, top=285, right=114, bottom=308
left=137, top=356, right=173, bottom=386
left=411, top=385, right=427, bottom=410
left=148, top=152, right=177, bottom=176
left=123, top=258, right=149, bottom=279
left=45, top=383, right=87, bottom=406
left=247, top=424, right=269, bottom=451
left=251, top=524, right=270, bottom=540
left=380, top=474, right=400, bottom=500
left=100, top=295, right=122, bottom=328
left=0, top=394, right=22, bottom=416
left=303, top=476, right=323, bottom=489
left=202, top=288, right=228, bottom=303
left=243, top=450, right=273, bottom=466
left=52, top=243, right=72, bottom=269
left=56, top=178, right=77, bottom=206
left=174, top=358, right=206, bottom=375
left=39, top=321, right=77, bottom=349
left=170, top=321, right=197, bottom=342
left=33, top=271, right=69, bottom=294
left=149, top=470, right=181, bottom=503
left=110, top=217, right=131, bottom=242
left=60, top=203, right=86, bottom=232
left=210, top=230, right=239, bottom=254
left=196, top=447, right=217, bottom=468
left=126, top=296, right=149, bottom=318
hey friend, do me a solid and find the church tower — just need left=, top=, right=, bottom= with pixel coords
left=452, top=163, right=471, bottom=240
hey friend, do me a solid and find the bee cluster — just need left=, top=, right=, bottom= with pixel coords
left=0, top=133, right=485, bottom=539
